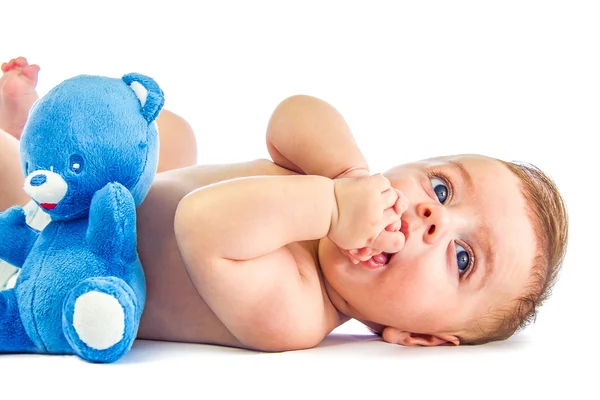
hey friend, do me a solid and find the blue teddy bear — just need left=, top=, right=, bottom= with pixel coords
left=0, top=72, right=163, bottom=363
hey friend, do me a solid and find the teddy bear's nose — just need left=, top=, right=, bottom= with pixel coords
left=30, top=174, right=47, bottom=187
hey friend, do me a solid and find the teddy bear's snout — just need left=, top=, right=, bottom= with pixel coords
left=24, top=169, right=69, bottom=211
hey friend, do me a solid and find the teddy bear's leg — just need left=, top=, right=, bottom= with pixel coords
left=62, top=276, right=139, bottom=363
left=0, top=289, right=38, bottom=352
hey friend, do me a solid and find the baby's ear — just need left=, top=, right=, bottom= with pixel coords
left=382, top=327, right=460, bottom=347
left=122, top=73, right=165, bottom=124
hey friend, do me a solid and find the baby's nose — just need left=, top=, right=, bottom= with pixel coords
left=417, top=203, right=450, bottom=244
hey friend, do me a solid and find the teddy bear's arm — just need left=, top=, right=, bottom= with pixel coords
left=86, top=182, right=137, bottom=266
left=0, top=206, right=40, bottom=268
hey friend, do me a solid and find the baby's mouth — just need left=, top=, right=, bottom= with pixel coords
left=362, top=252, right=392, bottom=269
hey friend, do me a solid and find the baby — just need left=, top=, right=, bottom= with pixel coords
left=0, top=57, right=568, bottom=350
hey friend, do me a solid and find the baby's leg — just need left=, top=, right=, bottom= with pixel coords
left=0, top=128, right=29, bottom=211
left=0, top=57, right=38, bottom=211
left=1, top=56, right=196, bottom=177
left=0, top=57, right=39, bottom=140
left=155, top=109, right=198, bottom=172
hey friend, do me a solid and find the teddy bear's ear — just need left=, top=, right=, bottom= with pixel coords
left=121, top=73, right=165, bottom=124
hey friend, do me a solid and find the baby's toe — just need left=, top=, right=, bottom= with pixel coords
left=13, top=57, right=28, bottom=67
left=2, top=57, right=28, bottom=72
left=22, top=65, right=40, bottom=81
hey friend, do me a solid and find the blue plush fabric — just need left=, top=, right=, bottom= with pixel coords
left=0, top=73, right=163, bottom=363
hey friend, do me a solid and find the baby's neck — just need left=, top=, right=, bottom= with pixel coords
left=314, top=239, right=354, bottom=327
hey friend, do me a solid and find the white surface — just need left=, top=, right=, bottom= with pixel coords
left=1, top=0, right=598, bottom=398
left=2, top=321, right=596, bottom=398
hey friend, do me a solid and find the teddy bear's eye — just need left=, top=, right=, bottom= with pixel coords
left=69, top=154, right=84, bottom=174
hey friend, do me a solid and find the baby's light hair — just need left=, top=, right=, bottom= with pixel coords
left=460, top=160, right=569, bottom=344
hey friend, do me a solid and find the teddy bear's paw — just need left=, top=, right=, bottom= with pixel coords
left=0, top=206, right=27, bottom=226
left=87, top=182, right=137, bottom=264
left=0, top=206, right=39, bottom=267
left=0, top=207, right=26, bottom=258
left=62, top=276, right=140, bottom=363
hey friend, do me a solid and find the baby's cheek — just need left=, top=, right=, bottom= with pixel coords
left=393, top=257, right=436, bottom=293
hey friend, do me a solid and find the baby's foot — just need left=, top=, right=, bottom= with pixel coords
left=0, top=57, right=40, bottom=139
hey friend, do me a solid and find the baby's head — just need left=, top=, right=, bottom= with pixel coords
left=319, top=154, right=568, bottom=345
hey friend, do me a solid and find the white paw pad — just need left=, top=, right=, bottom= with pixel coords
left=73, top=291, right=125, bottom=350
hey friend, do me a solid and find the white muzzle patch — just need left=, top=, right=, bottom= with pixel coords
left=24, top=169, right=68, bottom=210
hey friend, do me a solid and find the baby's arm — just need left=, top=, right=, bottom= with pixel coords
left=174, top=175, right=336, bottom=351
left=174, top=174, right=403, bottom=352
left=267, top=95, right=395, bottom=264
left=266, top=95, right=369, bottom=179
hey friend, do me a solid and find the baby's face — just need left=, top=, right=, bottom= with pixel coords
left=319, top=155, right=537, bottom=342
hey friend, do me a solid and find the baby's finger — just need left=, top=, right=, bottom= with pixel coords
left=381, top=188, right=399, bottom=209
left=393, top=189, right=409, bottom=214
left=358, top=247, right=371, bottom=257
left=385, top=220, right=401, bottom=232
left=383, top=208, right=401, bottom=227
left=371, top=174, right=392, bottom=192
left=349, top=248, right=373, bottom=262
left=371, top=230, right=406, bottom=254
left=341, top=249, right=361, bottom=264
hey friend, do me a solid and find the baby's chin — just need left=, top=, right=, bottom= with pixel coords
left=317, top=239, right=378, bottom=290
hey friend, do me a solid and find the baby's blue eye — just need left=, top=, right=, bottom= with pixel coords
left=455, top=243, right=471, bottom=276
left=430, top=177, right=449, bottom=204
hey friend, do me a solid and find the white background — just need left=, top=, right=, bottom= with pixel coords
left=1, top=1, right=598, bottom=398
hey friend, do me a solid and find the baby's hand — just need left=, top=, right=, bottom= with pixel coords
left=329, top=175, right=406, bottom=256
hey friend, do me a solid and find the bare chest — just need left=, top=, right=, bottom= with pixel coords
left=136, top=160, right=337, bottom=347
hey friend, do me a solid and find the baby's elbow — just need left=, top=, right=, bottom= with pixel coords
left=247, top=338, right=320, bottom=353
left=272, top=95, right=313, bottom=116
left=277, top=332, right=324, bottom=352
left=240, top=322, right=325, bottom=352
left=267, top=95, right=316, bottom=137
